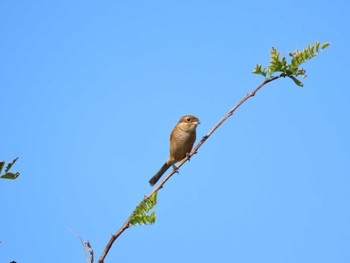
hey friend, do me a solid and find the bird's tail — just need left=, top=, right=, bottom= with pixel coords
left=149, top=162, right=171, bottom=186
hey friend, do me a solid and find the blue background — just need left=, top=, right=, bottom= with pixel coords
left=1, top=1, right=349, bottom=262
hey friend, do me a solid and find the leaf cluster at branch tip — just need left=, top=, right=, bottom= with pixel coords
left=129, top=192, right=157, bottom=226
left=252, top=41, right=330, bottom=87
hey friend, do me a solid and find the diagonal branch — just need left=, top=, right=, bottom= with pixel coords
left=192, top=74, right=282, bottom=155
left=97, top=73, right=283, bottom=263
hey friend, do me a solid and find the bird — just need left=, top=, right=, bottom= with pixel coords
left=149, top=115, right=200, bottom=186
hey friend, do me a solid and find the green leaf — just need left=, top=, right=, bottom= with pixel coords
left=0, top=172, right=20, bottom=179
left=252, top=64, right=267, bottom=77
left=289, top=76, right=304, bottom=87
left=0, top=161, right=4, bottom=174
left=321, top=42, right=331, bottom=49
left=315, top=41, right=320, bottom=52
left=140, top=201, right=147, bottom=211
left=252, top=64, right=262, bottom=74
left=5, top=157, right=19, bottom=173
left=150, top=192, right=158, bottom=205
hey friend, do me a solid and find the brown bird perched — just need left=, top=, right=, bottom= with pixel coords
left=149, top=115, right=200, bottom=186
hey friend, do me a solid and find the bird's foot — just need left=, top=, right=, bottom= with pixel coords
left=172, top=164, right=179, bottom=174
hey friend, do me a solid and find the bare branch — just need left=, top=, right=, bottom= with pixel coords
left=85, top=241, right=94, bottom=263
left=68, top=228, right=94, bottom=263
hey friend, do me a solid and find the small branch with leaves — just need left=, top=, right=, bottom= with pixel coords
left=82, top=41, right=330, bottom=263
left=0, top=157, right=20, bottom=180
left=253, top=41, right=330, bottom=87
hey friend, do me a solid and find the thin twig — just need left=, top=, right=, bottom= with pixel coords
left=97, top=74, right=283, bottom=263
left=85, top=241, right=94, bottom=263
left=68, top=228, right=94, bottom=263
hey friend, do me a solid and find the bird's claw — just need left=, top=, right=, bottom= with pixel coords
left=172, top=164, right=179, bottom=174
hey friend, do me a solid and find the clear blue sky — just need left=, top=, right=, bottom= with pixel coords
left=1, top=1, right=349, bottom=262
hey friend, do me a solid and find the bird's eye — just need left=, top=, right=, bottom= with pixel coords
left=186, top=117, right=191, bottom=122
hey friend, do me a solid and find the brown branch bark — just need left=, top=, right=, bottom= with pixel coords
left=97, top=74, right=283, bottom=263
left=85, top=241, right=94, bottom=263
